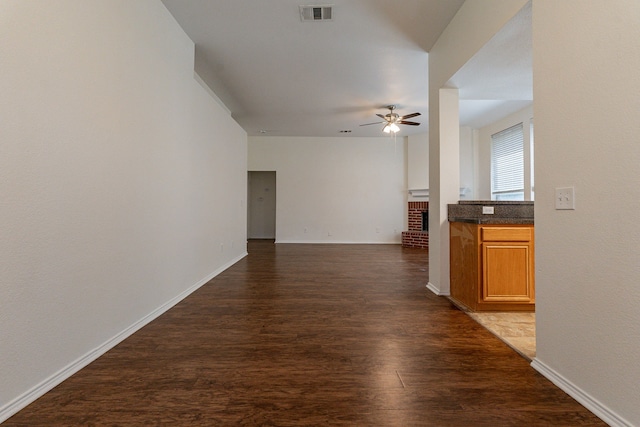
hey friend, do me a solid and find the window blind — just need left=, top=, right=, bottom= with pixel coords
left=491, top=123, right=524, bottom=199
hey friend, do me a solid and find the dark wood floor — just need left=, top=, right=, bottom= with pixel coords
left=6, top=240, right=604, bottom=426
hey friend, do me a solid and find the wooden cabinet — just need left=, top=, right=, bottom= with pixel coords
left=450, top=222, right=535, bottom=311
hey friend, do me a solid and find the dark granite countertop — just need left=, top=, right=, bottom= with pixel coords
left=448, top=200, right=534, bottom=225
left=457, top=200, right=534, bottom=206
left=449, top=217, right=534, bottom=225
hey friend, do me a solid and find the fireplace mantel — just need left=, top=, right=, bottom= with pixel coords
left=408, top=188, right=429, bottom=198
left=407, top=187, right=470, bottom=198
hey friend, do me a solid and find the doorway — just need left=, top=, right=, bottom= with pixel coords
left=247, top=171, right=276, bottom=239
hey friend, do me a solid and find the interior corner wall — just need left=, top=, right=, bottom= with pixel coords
left=248, top=136, right=406, bottom=243
left=0, top=0, right=247, bottom=420
left=532, top=1, right=640, bottom=425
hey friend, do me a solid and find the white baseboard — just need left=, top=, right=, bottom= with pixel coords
left=531, top=358, right=632, bottom=427
left=0, top=252, right=247, bottom=424
left=426, top=281, right=449, bottom=296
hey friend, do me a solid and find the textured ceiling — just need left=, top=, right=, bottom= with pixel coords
left=162, top=0, right=532, bottom=137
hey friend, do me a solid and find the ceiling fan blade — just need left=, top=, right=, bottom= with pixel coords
left=399, top=112, right=421, bottom=120
left=376, top=114, right=387, bottom=120
left=399, top=121, right=420, bottom=126
left=360, top=121, right=384, bottom=126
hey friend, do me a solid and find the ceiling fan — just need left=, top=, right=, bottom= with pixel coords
left=360, top=105, right=421, bottom=133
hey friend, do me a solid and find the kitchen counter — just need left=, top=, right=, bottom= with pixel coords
left=449, top=201, right=535, bottom=312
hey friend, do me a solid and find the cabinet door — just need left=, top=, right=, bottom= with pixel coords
left=481, top=242, right=533, bottom=302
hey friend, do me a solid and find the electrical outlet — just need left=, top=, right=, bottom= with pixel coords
left=482, top=206, right=494, bottom=214
left=555, top=187, right=575, bottom=210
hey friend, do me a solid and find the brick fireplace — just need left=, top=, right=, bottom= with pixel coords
left=402, top=201, right=429, bottom=249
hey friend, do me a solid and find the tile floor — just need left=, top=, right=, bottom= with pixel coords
left=467, top=312, right=536, bottom=360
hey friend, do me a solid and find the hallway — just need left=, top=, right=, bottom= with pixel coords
left=5, top=241, right=603, bottom=425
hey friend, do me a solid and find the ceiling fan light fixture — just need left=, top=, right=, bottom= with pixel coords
left=383, top=123, right=400, bottom=133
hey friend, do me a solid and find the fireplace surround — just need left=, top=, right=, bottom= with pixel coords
left=402, top=201, right=429, bottom=249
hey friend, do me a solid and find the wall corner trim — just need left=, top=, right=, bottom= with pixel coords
left=426, top=282, right=449, bottom=296
left=0, top=252, right=248, bottom=424
left=530, top=359, right=632, bottom=427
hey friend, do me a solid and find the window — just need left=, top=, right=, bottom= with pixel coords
left=491, top=123, right=524, bottom=200
left=529, top=120, right=534, bottom=200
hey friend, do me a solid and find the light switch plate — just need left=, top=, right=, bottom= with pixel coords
left=555, top=187, right=575, bottom=210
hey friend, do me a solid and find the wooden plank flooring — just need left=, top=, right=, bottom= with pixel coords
left=5, top=240, right=605, bottom=426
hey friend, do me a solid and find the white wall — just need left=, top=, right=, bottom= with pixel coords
left=0, top=0, right=247, bottom=420
left=459, top=126, right=476, bottom=199
left=407, top=130, right=477, bottom=201
left=476, top=105, right=534, bottom=199
left=248, top=136, right=406, bottom=243
left=407, top=132, right=429, bottom=201
left=531, top=1, right=640, bottom=425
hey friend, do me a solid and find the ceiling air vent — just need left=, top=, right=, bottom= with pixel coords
left=299, top=5, right=333, bottom=21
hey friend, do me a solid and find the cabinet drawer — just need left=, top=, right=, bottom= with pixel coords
left=481, top=227, right=531, bottom=242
